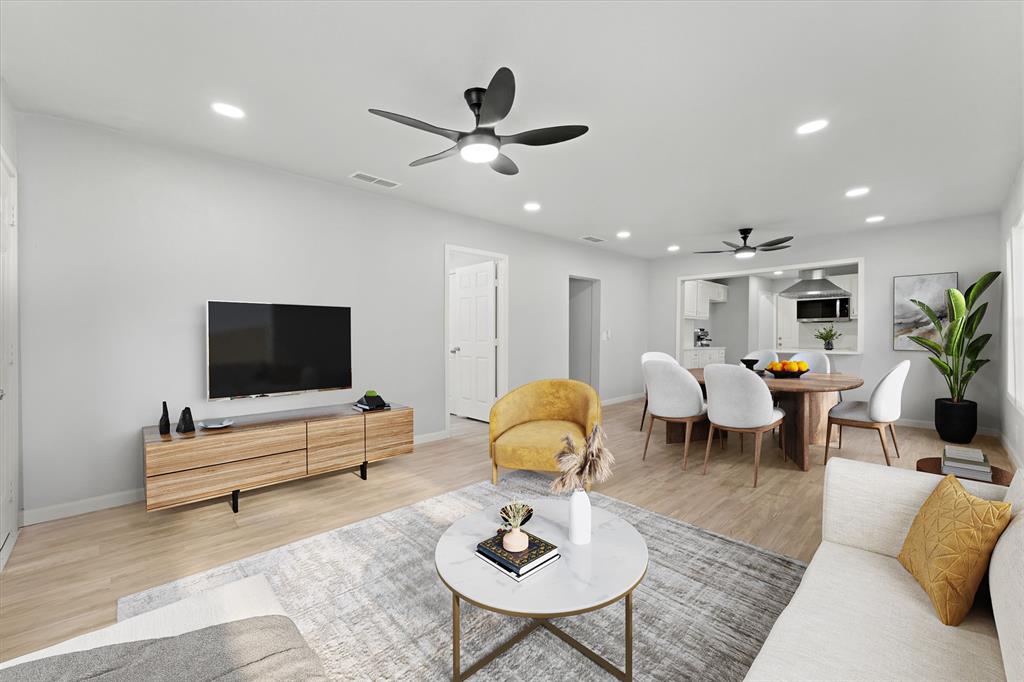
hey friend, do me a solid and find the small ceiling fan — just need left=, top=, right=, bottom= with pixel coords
left=368, top=67, right=588, bottom=176
left=694, top=227, right=793, bottom=259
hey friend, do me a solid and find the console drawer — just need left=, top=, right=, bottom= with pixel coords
left=366, top=408, right=414, bottom=462
left=145, top=423, right=307, bottom=476
left=146, top=449, right=307, bottom=510
left=308, top=415, right=365, bottom=475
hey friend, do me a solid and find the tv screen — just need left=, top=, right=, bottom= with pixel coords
left=207, top=301, right=352, bottom=399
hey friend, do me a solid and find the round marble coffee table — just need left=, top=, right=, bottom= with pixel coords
left=435, top=498, right=648, bottom=681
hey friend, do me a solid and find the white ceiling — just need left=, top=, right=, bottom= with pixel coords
left=1, top=1, right=1021, bottom=258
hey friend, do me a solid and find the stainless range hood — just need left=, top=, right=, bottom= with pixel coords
left=779, top=269, right=852, bottom=300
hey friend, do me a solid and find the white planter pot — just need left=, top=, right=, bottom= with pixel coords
left=569, top=489, right=591, bottom=545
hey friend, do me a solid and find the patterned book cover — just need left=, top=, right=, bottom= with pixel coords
left=477, top=531, right=557, bottom=572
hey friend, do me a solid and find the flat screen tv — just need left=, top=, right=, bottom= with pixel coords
left=207, top=301, right=352, bottom=400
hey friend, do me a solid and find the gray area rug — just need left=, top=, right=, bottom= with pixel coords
left=119, top=472, right=805, bottom=680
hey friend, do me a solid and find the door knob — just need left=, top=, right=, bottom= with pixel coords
left=449, top=346, right=461, bottom=354
left=0, top=388, right=5, bottom=400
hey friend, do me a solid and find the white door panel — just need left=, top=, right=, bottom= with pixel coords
left=776, top=294, right=798, bottom=349
left=449, top=261, right=496, bottom=421
left=0, top=150, right=19, bottom=569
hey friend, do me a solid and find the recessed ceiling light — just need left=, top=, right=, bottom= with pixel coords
left=796, top=119, right=829, bottom=135
left=211, top=102, right=245, bottom=119
left=616, top=230, right=631, bottom=239
left=773, top=270, right=784, bottom=275
left=845, top=186, right=870, bottom=198
left=667, top=245, right=680, bottom=252
left=523, top=202, right=541, bottom=212
left=865, top=215, right=886, bottom=223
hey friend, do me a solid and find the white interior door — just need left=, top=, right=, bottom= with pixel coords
left=0, top=150, right=19, bottom=569
left=449, top=261, right=496, bottom=421
left=758, top=293, right=776, bottom=349
left=775, top=294, right=798, bottom=349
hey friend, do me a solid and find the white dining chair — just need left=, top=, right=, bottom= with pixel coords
left=703, top=364, right=785, bottom=487
left=789, top=351, right=831, bottom=374
left=824, top=360, right=911, bottom=467
left=640, top=351, right=679, bottom=429
left=642, top=360, right=708, bottom=469
left=743, top=349, right=779, bottom=371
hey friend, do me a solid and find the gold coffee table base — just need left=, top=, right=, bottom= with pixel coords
left=451, top=591, right=634, bottom=681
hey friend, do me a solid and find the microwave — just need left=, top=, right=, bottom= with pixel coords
left=797, top=297, right=851, bottom=322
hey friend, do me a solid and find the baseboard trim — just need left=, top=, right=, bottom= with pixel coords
left=0, top=527, right=20, bottom=571
left=1002, top=435, right=1022, bottom=469
left=21, top=488, right=145, bottom=526
left=602, top=393, right=644, bottom=407
left=414, top=429, right=450, bottom=445
left=894, top=418, right=1000, bottom=438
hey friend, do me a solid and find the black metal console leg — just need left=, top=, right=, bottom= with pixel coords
left=231, top=489, right=239, bottom=513
left=359, top=462, right=367, bottom=480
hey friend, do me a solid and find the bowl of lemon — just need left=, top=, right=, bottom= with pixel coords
left=766, top=360, right=810, bottom=378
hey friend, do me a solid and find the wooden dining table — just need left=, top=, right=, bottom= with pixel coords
left=665, top=368, right=865, bottom=471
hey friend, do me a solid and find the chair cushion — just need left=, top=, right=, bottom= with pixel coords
left=493, top=420, right=586, bottom=472
left=898, top=475, right=1012, bottom=626
left=829, top=399, right=870, bottom=422
left=746, top=541, right=1004, bottom=681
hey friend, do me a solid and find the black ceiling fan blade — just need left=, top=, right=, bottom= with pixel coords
left=409, top=146, right=458, bottom=167
left=758, top=244, right=791, bottom=252
left=500, top=125, right=589, bottom=146
left=368, top=109, right=462, bottom=142
left=694, top=249, right=732, bottom=254
left=490, top=153, right=519, bottom=175
left=722, top=241, right=741, bottom=248
left=753, top=236, right=794, bottom=248
left=477, top=67, right=515, bottom=127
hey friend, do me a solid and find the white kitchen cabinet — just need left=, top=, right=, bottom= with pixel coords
left=683, top=280, right=728, bottom=320
left=683, top=281, right=699, bottom=318
left=681, top=347, right=726, bottom=369
left=681, top=350, right=701, bottom=368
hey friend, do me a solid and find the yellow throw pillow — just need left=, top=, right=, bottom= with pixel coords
left=898, top=475, right=1012, bottom=626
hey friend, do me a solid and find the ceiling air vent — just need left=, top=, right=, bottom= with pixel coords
left=580, top=235, right=605, bottom=243
left=349, top=171, right=402, bottom=189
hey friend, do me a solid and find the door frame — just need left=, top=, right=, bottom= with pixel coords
left=0, top=145, right=19, bottom=571
left=568, top=275, right=601, bottom=391
left=443, top=244, right=509, bottom=432
left=674, top=256, right=866, bottom=359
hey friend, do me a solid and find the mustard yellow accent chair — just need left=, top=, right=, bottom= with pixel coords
left=488, top=379, right=601, bottom=486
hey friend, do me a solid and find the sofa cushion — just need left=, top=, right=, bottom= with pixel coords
left=492, top=420, right=586, bottom=472
left=988, top=511, right=1022, bottom=682
left=746, top=541, right=1004, bottom=681
left=897, top=474, right=1012, bottom=625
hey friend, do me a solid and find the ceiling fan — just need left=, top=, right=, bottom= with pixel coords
left=368, top=67, right=588, bottom=176
left=694, top=227, right=793, bottom=259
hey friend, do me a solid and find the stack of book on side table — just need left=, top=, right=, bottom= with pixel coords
left=941, top=445, right=993, bottom=482
left=476, top=531, right=560, bottom=582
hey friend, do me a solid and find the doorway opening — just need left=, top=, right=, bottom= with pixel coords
left=568, top=276, right=600, bottom=390
left=444, top=245, right=509, bottom=430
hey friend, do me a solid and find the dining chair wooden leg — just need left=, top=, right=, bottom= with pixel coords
left=718, top=427, right=725, bottom=450
left=753, top=431, right=763, bottom=488
left=889, top=423, right=900, bottom=458
left=824, top=420, right=834, bottom=465
left=703, top=425, right=716, bottom=475
left=682, top=421, right=693, bottom=470
left=876, top=426, right=892, bottom=466
left=739, top=433, right=744, bottom=454
left=838, top=425, right=843, bottom=449
left=639, top=394, right=648, bottom=431
left=642, top=415, right=655, bottom=461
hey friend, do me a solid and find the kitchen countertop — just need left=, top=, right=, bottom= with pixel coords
left=682, top=346, right=726, bottom=350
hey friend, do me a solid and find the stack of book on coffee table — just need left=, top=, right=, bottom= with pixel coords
left=941, top=445, right=993, bottom=482
left=476, top=531, right=560, bottom=582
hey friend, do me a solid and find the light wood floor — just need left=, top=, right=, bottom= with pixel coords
left=0, top=398, right=1014, bottom=661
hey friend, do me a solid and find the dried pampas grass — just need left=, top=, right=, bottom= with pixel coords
left=550, top=425, right=615, bottom=494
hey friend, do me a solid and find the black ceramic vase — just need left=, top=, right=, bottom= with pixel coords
left=824, top=340, right=834, bottom=351
left=934, top=398, right=977, bottom=444
left=176, top=407, right=196, bottom=434
left=159, top=401, right=171, bottom=435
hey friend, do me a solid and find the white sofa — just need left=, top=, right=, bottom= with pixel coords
left=747, top=457, right=1022, bottom=681
left=0, top=574, right=285, bottom=669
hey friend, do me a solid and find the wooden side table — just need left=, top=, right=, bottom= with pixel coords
left=915, top=457, right=1013, bottom=487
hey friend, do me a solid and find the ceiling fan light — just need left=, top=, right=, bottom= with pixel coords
left=460, top=143, right=499, bottom=164
left=735, top=248, right=756, bottom=259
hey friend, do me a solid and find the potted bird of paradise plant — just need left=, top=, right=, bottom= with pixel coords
left=908, top=271, right=1000, bottom=443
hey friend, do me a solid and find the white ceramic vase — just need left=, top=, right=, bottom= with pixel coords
left=569, top=488, right=591, bottom=545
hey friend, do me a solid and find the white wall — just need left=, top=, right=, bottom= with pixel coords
left=707, top=277, right=748, bottom=363
left=1001, top=161, right=1024, bottom=468
left=17, top=114, right=649, bottom=518
left=0, top=80, right=16, bottom=165
left=648, top=215, right=1005, bottom=432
